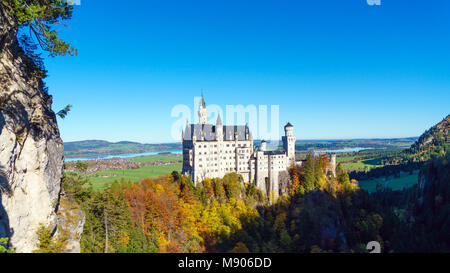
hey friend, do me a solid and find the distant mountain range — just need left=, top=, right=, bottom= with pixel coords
left=64, top=140, right=182, bottom=158
left=64, top=137, right=422, bottom=159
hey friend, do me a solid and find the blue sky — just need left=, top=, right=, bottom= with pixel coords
left=44, top=0, right=450, bottom=143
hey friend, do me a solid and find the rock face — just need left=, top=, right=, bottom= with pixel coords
left=56, top=195, right=85, bottom=253
left=0, top=8, right=67, bottom=252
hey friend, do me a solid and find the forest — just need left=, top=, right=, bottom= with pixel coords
left=52, top=151, right=449, bottom=253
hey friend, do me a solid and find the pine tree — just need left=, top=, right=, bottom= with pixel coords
left=303, top=154, right=315, bottom=192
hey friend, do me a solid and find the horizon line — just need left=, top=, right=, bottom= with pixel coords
left=63, top=136, right=420, bottom=145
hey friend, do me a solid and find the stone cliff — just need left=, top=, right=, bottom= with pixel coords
left=0, top=7, right=80, bottom=252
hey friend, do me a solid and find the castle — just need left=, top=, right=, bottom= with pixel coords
left=181, top=94, right=297, bottom=198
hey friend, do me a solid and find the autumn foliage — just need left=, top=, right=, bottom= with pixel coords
left=63, top=152, right=450, bottom=253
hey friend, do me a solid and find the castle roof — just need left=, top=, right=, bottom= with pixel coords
left=200, top=91, right=206, bottom=107
left=183, top=123, right=251, bottom=142
left=216, top=113, right=222, bottom=126
left=285, top=122, right=293, bottom=128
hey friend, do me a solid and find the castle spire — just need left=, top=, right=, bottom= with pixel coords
left=216, top=113, right=222, bottom=126
left=200, top=89, right=206, bottom=107
left=198, top=91, right=207, bottom=124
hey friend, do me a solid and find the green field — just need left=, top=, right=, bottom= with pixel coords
left=341, top=160, right=383, bottom=171
left=130, top=154, right=181, bottom=163
left=337, top=152, right=386, bottom=171
left=85, top=154, right=182, bottom=190
left=358, top=170, right=419, bottom=193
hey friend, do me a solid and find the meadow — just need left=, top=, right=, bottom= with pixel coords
left=85, top=154, right=182, bottom=190
left=336, top=150, right=394, bottom=171
left=130, top=153, right=181, bottom=163
left=358, top=170, right=419, bottom=193
left=340, top=159, right=383, bottom=171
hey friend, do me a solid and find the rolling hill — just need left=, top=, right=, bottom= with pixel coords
left=407, top=114, right=449, bottom=159
left=64, top=140, right=182, bottom=158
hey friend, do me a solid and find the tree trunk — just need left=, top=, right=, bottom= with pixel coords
left=104, top=209, right=109, bottom=253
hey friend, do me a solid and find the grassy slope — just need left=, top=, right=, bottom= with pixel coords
left=338, top=155, right=384, bottom=171
left=84, top=154, right=182, bottom=190
left=358, top=170, right=419, bottom=193
left=341, top=160, right=383, bottom=171
left=89, top=163, right=182, bottom=190
left=130, top=154, right=181, bottom=163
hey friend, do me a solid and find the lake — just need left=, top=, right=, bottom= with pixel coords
left=313, top=147, right=373, bottom=154
left=65, top=147, right=371, bottom=162
left=65, top=150, right=183, bottom=162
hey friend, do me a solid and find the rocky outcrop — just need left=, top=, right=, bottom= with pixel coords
left=0, top=8, right=67, bottom=252
left=56, top=195, right=85, bottom=253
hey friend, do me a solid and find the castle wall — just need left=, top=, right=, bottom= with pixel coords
left=254, top=151, right=268, bottom=193
left=188, top=139, right=252, bottom=183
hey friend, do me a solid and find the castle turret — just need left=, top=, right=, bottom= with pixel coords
left=260, top=140, right=267, bottom=152
left=245, top=123, right=250, bottom=140
left=182, top=119, right=190, bottom=141
left=329, top=153, right=336, bottom=177
left=198, top=91, right=207, bottom=124
left=283, top=122, right=296, bottom=163
left=216, top=113, right=223, bottom=141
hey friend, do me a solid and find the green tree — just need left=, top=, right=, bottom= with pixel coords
left=303, top=154, right=315, bottom=192
left=33, top=224, right=67, bottom=253
left=223, top=173, right=242, bottom=199
left=336, top=163, right=350, bottom=184
left=171, top=171, right=181, bottom=182
left=1, top=0, right=77, bottom=57
left=62, top=172, right=92, bottom=203
left=74, top=161, right=88, bottom=173
left=0, top=237, right=13, bottom=253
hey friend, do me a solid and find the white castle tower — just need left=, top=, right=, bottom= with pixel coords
left=198, top=92, right=207, bottom=124
left=260, top=140, right=267, bottom=151
left=216, top=113, right=223, bottom=140
left=283, top=122, right=296, bottom=163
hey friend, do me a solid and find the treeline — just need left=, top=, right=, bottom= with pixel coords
left=62, top=152, right=449, bottom=253
left=349, top=161, right=423, bottom=181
